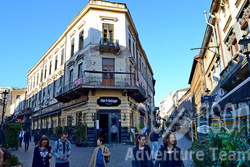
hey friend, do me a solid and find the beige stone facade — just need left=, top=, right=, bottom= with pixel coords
left=26, top=0, right=155, bottom=144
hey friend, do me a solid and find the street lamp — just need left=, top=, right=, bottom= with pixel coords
left=238, top=35, right=250, bottom=74
left=1, top=90, right=9, bottom=128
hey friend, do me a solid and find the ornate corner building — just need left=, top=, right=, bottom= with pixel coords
left=26, top=0, right=155, bottom=145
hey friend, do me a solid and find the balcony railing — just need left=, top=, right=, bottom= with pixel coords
left=55, top=71, right=147, bottom=103
left=99, top=38, right=120, bottom=53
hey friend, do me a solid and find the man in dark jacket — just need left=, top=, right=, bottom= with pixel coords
left=23, top=130, right=31, bottom=151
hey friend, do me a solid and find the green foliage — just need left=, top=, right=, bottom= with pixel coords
left=74, top=123, right=87, bottom=144
left=165, top=121, right=171, bottom=127
left=3, top=124, right=21, bottom=149
left=55, top=126, right=63, bottom=138
left=10, top=155, right=21, bottom=166
left=154, top=122, right=161, bottom=128
left=139, top=124, right=144, bottom=129
left=189, top=125, right=250, bottom=167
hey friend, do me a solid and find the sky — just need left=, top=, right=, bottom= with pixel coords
left=0, top=0, right=211, bottom=106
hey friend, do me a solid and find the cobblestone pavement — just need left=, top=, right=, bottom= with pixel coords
left=11, top=141, right=133, bottom=167
left=11, top=132, right=193, bottom=167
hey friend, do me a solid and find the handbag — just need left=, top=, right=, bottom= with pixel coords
left=103, top=147, right=110, bottom=163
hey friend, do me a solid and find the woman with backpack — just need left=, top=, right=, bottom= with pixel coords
left=88, top=137, right=111, bottom=167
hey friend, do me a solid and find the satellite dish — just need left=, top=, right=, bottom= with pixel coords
left=212, top=73, right=220, bottom=82
left=35, top=100, right=41, bottom=105
left=56, top=86, right=62, bottom=93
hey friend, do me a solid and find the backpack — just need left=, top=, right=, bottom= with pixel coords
left=149, top=132, right=155, bottom=141
left=56, top=139, right=69, bottom=152
left=103, top=146, right=110, bottom=163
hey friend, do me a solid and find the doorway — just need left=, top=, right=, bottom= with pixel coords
left=102, top=58, right=115, bottom=86
left=98, top=110, right=120, bottom=143
left=99, top=114, right=109, bottom=142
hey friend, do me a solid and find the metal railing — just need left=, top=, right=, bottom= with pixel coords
left=56, top=73, right=147, bottom=99
left=99, top=38, right=119, bottom=47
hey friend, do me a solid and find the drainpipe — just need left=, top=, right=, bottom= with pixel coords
left=203, top=11, right=219, bottom=55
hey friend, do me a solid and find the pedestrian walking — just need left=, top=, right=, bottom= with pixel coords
left=32, top=136, right=52, bottom=167
left=155, top=131, right=184, bottom=167
left=53, top=131, right=71, bottom=167
left=18, top=128, right=25, bottom=147
left=88, top=137, right=111, bottom=167
left=34, top=130, right=42, bottom=146
left=131, top=134, right=153, bottom=167
left=149, top=128, right=161, bottom=160
left=23, top=130, right=31, bottom=151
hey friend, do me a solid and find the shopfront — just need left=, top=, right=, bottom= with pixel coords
left=212, top=76, right=250, bottom=130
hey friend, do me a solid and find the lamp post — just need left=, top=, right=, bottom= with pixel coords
left=1, top=90, right=9, bottom=128
left=238, top=35, right=250, bottom=74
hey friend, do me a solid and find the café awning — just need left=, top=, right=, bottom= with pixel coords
left=213, top=76, right=250, bottom=110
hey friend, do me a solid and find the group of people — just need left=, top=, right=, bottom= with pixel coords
left=31, top=131, right=111, bottom=167
left=1, top=127, right=184, bottom=167
left=132, top=129, right=184, bottom=167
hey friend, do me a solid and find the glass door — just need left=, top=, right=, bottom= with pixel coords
left=109, top=113, right=119, bottom=143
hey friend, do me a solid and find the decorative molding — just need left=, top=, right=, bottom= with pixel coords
left=235, top=0, right=242, bottom=8
left=99, top=16, right=118, bottom=22
left=76, top=54, right=84, bottom=62
left=58, top=69, right=64, bottom=76
left=223, top=15, right=232, bottom=33
left=60, top=43, right=65, bottom=48
left=70, top=30, right=76, bottom=38
left=77, top=21, right=85, bottom=30
left=54, top=48, right=59, bottom=54
left=48, top=54, right=53, bottom=60
left=67, top=60, right=76, bottom=68
left=52, top=74, right=58, bottom=79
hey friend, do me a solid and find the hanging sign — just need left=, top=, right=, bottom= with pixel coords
left=97, top=97, right=121, bottom=106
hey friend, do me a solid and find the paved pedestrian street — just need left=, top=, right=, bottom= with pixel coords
left=11, top=132, right=193, bottom=167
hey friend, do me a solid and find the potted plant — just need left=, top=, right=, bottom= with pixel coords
left=10, top=155, right=22, bottom=167
left=74, top=123, right=87, bottom=147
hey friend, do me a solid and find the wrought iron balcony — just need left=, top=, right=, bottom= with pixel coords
left=55, top=71, right=147, bottom=103
left=99, top=38, right=120, bottom=53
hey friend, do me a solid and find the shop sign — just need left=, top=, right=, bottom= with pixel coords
left=97, top=97, right=121, bottom=106
left=201, top=95, right=215, bottom=103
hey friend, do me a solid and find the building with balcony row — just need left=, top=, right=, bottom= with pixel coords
left=25, top=0, right=155, bottom=145
left=160, top=0, right=250, bottom=140
left=193, top=0, right=250, bottom=125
